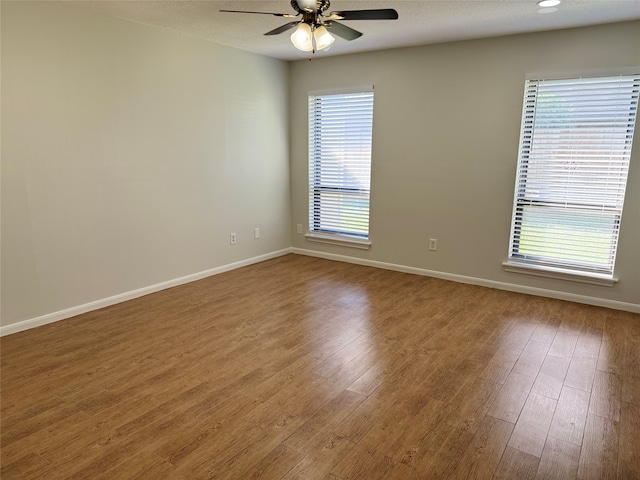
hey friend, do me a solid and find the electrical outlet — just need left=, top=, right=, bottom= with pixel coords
left=297, top=224, right=303, bottom=234
left=230, top=233, right=237, bottom=245
left=254, top=227, right=260, bottom=240
left=429, top=238, right=438, bottom=251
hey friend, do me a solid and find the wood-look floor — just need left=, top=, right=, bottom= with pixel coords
left=2, top=254, right=639, bottom=479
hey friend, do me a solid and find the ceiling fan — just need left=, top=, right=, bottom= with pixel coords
left=220, top=0, right=399, bottom=53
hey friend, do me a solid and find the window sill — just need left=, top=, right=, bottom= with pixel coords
left=502, top=261, right=617, bottom=287
left=305, top=233, right=371, bottom=250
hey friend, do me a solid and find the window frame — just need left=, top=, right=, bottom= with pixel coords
left=504, top=72, right=639, bottom=286
left=306, top=88, right=374, bottom=249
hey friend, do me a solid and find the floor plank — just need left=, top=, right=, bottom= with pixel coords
left=450, top=415, right=514, bottom=479
left=492, top=446, right=539, bottom=480
left=564, top=351, right=598, bottom=393
left=531, top=355, right=571, bottom=400
left=618, top=402, right=640, bottom=467
left=588, top=370, right=622, bottom=421
left=548, top=386, right=590, bottom=446
left=507, top=393, right=557, bottom=457
left=576, top=414, right=619, bottom=480
left=487, top=371, right=534, bottom=424
left=621, top=374, right=640, bottom=406
left=535, top=436, right=581, bottom=480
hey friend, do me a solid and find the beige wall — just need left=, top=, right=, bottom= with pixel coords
left=289, top=21, right=640, bottom=308
left=1, top=2, right=290, bottom=327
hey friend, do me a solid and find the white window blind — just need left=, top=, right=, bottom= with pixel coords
left=309, top=91, right=374, bottom=239
left=508, top=74, right=639, bottom=279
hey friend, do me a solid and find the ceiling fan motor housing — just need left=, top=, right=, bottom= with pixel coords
left=292, top=0, right=330, bottom=15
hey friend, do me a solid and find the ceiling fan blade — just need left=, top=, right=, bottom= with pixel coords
left=219, top=9, right=297, bottom=18
left=326, top=9, right=399, bottom=21
left=264, top=21, right=300, bottom=36
left=325, top=21, right=362, bottom=41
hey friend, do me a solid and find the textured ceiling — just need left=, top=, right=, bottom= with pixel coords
left=76, top=1, right=640, bottom=61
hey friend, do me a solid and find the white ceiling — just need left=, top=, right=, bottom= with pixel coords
left=76, top=1, right=640, bottom=61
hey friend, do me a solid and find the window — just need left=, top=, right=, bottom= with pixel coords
left=308, top=90, right=374, bottom=247
left=506, top=74, right=639, bottom=284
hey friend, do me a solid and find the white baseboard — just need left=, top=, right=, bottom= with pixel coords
left=4, top=246, right=637, bottom=337
left=0, top=249, right=292, bottom=337
left=291, top=248, right=640, bottom=314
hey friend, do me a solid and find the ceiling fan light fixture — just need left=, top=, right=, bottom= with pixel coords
left=291, top=23, right=313, bottom=51
left=313, top=25, right=335, bottom=50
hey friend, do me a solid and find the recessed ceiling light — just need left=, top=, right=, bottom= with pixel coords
left=537, top=0, right=561, bottom=7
